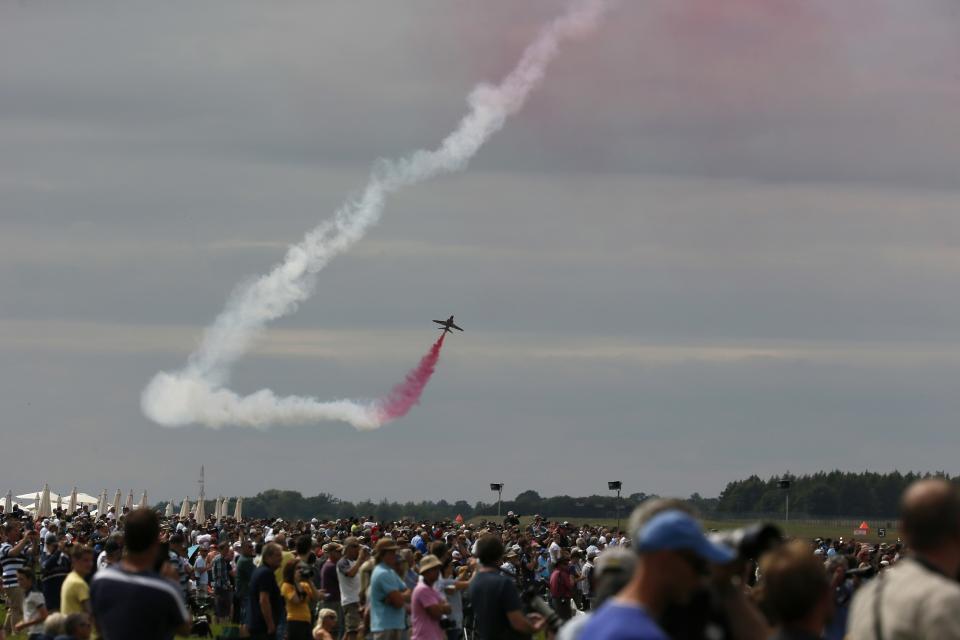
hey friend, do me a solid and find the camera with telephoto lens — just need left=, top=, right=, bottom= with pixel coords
left=710, top=523, right=784, bottom=561
left=520, top=586, right=562, bottom=634
left=438, top=617, right=457, bottom=631
left=298, top=561, right=315, bottom=580
left=846, top=566, right=876, bottom=579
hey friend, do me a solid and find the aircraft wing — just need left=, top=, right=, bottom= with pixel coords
left=451, top=323, right=464, bottom=331
left=432, top=320, right=446, bottom=325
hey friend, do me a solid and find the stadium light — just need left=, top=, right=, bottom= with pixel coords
left=490, top=483, right=504, bottom=518
left=608, top=481, right=623, bottom=533
left=778, top=480, right=791, bottom=522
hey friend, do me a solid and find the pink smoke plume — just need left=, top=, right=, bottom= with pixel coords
left=373, top=333, right=447, bottom=424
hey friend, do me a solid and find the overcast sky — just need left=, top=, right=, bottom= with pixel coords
left=3, top=0, right=960, bottom=507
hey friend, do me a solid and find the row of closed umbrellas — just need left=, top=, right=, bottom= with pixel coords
left=3, top=486, right=242, bottom=521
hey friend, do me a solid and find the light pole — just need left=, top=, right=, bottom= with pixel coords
left=608, top=481, right=623, bottom=534
left=490, top=483, right=504, bottom=518
left=778, top=480, right=791, bottom=522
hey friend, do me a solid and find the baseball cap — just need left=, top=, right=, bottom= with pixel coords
left=636, top=510, right=735, bottom=564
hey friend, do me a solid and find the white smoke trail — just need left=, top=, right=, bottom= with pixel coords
left=142, top=0, right=613, bottom=430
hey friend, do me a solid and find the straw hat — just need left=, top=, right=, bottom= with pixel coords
left=418, top=554, right=443, bottom=575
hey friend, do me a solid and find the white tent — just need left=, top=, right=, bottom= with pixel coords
left=4, top=490, right=11, bottom=513
left=18, top=491, right=63, bottom=503
left=68, top=487, right=78, bottom=514
left=215, top=496, right=224, bottom=522
left=221, top=498, right=231, bottom=520
left=234, top=497, right=243, bottom=521
left=165, top=502, right=174, bottom=517
left=112, top=490, right=122, bottom=515
left=34, top=492, right=40, bottom=511
left=125, top=490, right=134, bottom=511
left=74, top=492, right=100, bottom=506
left=38, top=484, right=52, bottom=518
left=139, top=491, right=148, bottom=510
left=195, top=493, right=206, bottom=522
left=179, top=497, right=190, bottom=519
left=97, top=490, right=107, bottom=516
left=56, top=493, right=63, bottom=513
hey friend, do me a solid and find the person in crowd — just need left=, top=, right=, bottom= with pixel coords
left=53, top=612, right=92, bottom=640
left=60, top=546, right=93, bottom=618
left=211, top=540, right=235, bottom=626
left=235, top=539, right=255, bottom=631
left=13, top=567, right=49, bottom=639
left=280, top=560, right=320, bottom=640
left=167, top=532, right=192, bottom=600
left=581, top=509, right=735, bottom=639
left=89, top=508, right=191, bottom=640
left=312, top=608, right=338, bottom=640
left=320, top=542, right=342, bottom=631
left=435, top=557, right=473, bottom=640
left=369, top=538, right=410, bottom=640
left=558, top=547, right=636, bottom=640
left=194, top=541, right=210, bottom=595
left=337, top=537, right=369, bottom=640
left=42, top=612, right=67, bottom=639
left=848, top=478, right=960, bottom=638
left=96, top=538, right=122, bottom=572
left=549, top=555, right=576, bottom=621
left=758, top=541, right=834, bottom=640
left=467, top=534, right=544, bottom=640
left=40, top=533, right=72, bottom=612
left=249, top=542, right=284, bottom=640
left=411, top=554, right=450, bottom=640
left=2, top=522, right=39, bottom=635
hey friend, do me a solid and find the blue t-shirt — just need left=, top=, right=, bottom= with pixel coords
left=580, top=601, right=669, bottom=640
left=369, top=563, right=407, bottom=632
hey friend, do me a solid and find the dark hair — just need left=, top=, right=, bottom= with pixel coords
left=475, top=534, right=504, bottom=567
left=758, top=542, right=829, bottom=625
left=64, top=613, right=90, bottom=635
left=71, top=545, right=93, bottom=561
left=16, top=567, right=34, bottom=586
left=295, top=535, right=312, bottom=555
left=125, top=509, right=160, bottom=554
left=901, top=481, right=960, bottom=552
left=170, top=532, right=185, bottom=545
left=283, top=558, right=299, bottom=584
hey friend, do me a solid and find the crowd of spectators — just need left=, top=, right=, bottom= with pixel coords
left=2, top=477, right=960, bottom=639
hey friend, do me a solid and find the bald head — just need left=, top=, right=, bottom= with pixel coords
left=900, top=479, right=960, bottom=552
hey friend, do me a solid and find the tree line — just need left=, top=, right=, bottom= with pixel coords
left=157, top=471, right=953, bottom=522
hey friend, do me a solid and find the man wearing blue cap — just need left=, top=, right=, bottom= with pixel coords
left=580, top=510, right=735, bottom=640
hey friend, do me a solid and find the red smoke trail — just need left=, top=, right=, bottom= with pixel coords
left=373, top=333, right=447, bottom=424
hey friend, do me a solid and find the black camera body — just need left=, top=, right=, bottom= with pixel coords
left=298, top=562, right=315, bottom=580
left=520, top=586, right=562, bottom=633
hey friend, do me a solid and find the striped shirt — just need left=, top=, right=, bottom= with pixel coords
left=91, top=566, right=190, bottom=640
left=1, top=542, right=30, bottom=589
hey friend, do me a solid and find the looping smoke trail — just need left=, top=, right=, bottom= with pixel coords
left=142, top=0, right=613, bottom=430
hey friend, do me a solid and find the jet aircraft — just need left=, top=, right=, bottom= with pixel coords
left=433, top=315, right=464, bottom=334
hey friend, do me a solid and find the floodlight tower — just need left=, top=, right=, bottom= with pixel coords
left=608, top=481, right=623, bottom=533
left=490, top=483, right=504, bottom=518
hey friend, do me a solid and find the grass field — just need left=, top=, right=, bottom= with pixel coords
left=471, top=515, right=899, bottom=543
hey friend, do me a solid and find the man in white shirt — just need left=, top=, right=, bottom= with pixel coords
left=336, top=537, right=369, bottom=640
